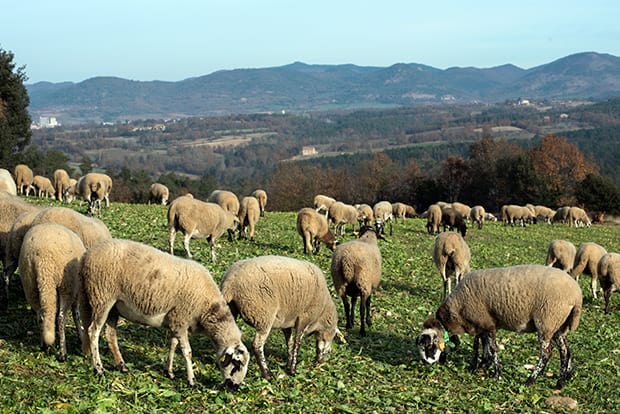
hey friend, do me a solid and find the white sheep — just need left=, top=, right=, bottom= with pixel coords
left=432, top=231, right=471, bottom=300
left=330, top=225, right=382, bottom=336
left=62, top=178, right=79, bottom=203
left=356, top=203, right=374, bottom=227
left=567, top=206, right=591, bottom=228
left=0, top=168, right=18, bottom=196
left=238, top=195, right=260, bottom=241
left=426, top=204, right=442, bottom=234
left=80, top=238, right=250, bottom=389
left=53, top=169, right=71, bottom=202
left=207, top=190, right=240, bottom=216
left=220, top=255, right=340, bottom=380
left=598, top=252, right=620, bottom=314
left=392, top=202, right=417, bottom=220
left=469, top=205, right=486, bottom=229
left=18, top=223, right=86, bottom=361
left=168, top=195, right=238, bottom=262
left=251, top=189, right=268, bottom=216
left=570, top=242, right=607, bottom=299
left=328, top=201, right=359, bottom=236
left=373, top=201, right=393, bottom=236
left=418, top=265, right=582, bottom=389
left=534, top=205, right=556, bottom=224
left=13, top=164, right=34, bottom=196
left=33, top=175, right=55, bottom=198
left=552, top=206, right=570, bottom=224
left=545, top=240, right=576, bottom=273
left=313, top=194, right=336, bottom=218
left=296, top=207, right=337, bottom=254
left=75, top=173, right=113, bottom=216
left=148, top=183, right=169, bottom=205
left=451, top=202, right=471, bottom=222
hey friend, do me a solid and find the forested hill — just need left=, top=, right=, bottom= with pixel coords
left=27, top=52, right=620, bottom=124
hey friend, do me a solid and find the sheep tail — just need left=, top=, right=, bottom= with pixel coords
left=563, top=303, right=582, bottom=333
left=38, top=285, right=58, bottom=347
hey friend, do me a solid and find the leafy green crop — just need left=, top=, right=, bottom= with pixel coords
left=1, top=200, right=619, bottom=413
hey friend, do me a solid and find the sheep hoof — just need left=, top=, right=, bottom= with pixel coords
left=57, top=353, right=67, bottom=363
left=116, top=363, right=129, bottom=373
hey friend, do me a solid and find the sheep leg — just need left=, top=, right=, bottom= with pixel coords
left=168, top=228, right=177, bottom=255
left=554, top=332, right=573, bottom=389
left=286, top=328, right=305, bottom=375
left=604, top=288, right=612, bottom=314
left=183, top=233, right=193, bottom=259
left=487, top=330, right=501, bottom=379
left=56, top=294, right=69, bottom=362
left=526, top=333, right=553, bottom=386
left=104, top=310, right=128, bottom=373
left=252, top=331, right=274, bottom=380
left=342, top=295, right=355, bottom=330
left=165, top=336, right=179, bottom=379
left=175, top=332, right=196, bottom=387
left=470, top=333, right=482, bottom=370
left=88, top=306, right=112, bottom=376
left=591, top=273, right=599, bottom=299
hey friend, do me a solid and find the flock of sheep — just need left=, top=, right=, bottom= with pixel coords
left=1, top=162, right=619, bottom=393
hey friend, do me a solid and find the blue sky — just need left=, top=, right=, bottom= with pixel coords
left=3, top=0, right=619, bottom=84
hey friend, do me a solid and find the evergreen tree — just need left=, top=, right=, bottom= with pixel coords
left=0, top=48, right=31, bottom=166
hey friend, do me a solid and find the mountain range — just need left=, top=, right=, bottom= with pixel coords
left=27, top=52, right=620, bottom=124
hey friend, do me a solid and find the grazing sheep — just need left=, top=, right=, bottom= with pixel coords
left=80, top=238, right=250, bottom=388
left=328, top=201, right=359, bottom=236
left=484, top=212, right=498, bottom=222
left=18, top=223, right=86, bottom=361
left=75, top=173, right=113, bottom=216
left=296, top=207, right=337, bottom=255
left=221, top=255, right=340, bottom=380
left=534, top=205, right=556, bottom=224
left=13, top=164, right=34, bottom=196
left=148, top=183, right=169, bottom=205
left=330, top=225, right=382, bottom=336
left=251, top=189, right=268, bottom=216
left=238, top=196, right=260, bottom=241
left=441, top=207, right=467, bottom=237
left=207, top=190, right=240, bottom=216
left=33, top=175, right=55, bottom=199
left=418, top=265, right=582, bottom=389
left=0, top=169, right=17, bottom=196
left=392, top=202, right=417, bottom=220
left=451, top=202, right=471, bottom=222
left=545, top=240, right=576, bottom=273
left=356, top=204, right=374, bottom=227
left=426, top=204, right=442, bottom=235
left=373, top=201, right=393, bottom=236
left=567, top=206, right=591, bottom=228
left=432, top=231, right=471, bottom=300
left=552, top=206, right=570, bottom=224
left=570, top=242, right=607, bottom=299
left=168, top=195, right=238, bottom=262
left=469, top=205, right=486, bottom=229
left=502, top=204, right=535, bottom=226
left=62, top=178, right=79, bottom=203
left=598, top=253, right=620, bottom=314
left=313, top=194, right=336, bottom=218
left=53, top=169, right=71, bottom=202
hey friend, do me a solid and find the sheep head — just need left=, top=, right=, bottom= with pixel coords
left=218, top=342, right=250, bottom=391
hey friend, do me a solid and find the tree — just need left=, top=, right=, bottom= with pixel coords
left=574, top=173, right=620, bottom=215
left=0, top=48, right=31, bottom=166
left=79, top=155, right=94, bottom=175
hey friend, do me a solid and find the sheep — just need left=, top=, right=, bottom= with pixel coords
left=469, top=205, right=486, bottom=229
left=207, top=190, right=240, bottom=216
left=0, top=169, right=17, bottom=196
left=502, top=205, right=535, bottom=226
left=373, top=201, right=393, bottom=236
left=18, top=223, right=86, bottom=361
left=356, top=203, right=374, bottom=227
left=570, top=242, right=607, bottom=299
left=417, top=265, right=582, bottom=389
left=80, top=238, right=250, bottom=389
left=534, top=205, right=556, bottom=224
left=426, top=204, right=442, bottom=234
left=552, top=206, right=570, bottom=224
left=238, top=195, right=260, bottom=241
left=251, top=189, right=268, bottom=216
left=392, top=202, right=417, bottom=221
left=221, top=255, right=340, bottom=380
left=598, top=253, right=620, bottom=314
left=451, top=202, right=471, bottom=222
left=441, top=207, right=467, bottom=237
left=296, top=207, right=337, bottom=255
left=545, top=240, right=577, bottom=273
left=313, top=194, right=336, bottom=218
left=148, top=183, right=169, bottom=205
left=53, top=169, right=71, bottom=202
left=567, top=206, right=591, bottom=228
left=330, top=225, right=382, bottom=337
left=432, top=231, right=471, bottom=300
left=485, top=212, right=498, bottom=222
left=13, top=164, right=34, bottom=196
left=33, top=175, right=55, bottom=199
left=328, top=201, right=359, bottom=236
left=168, top=195, right=238, bottom=262
left=75, top=173, right=113, bottom=216
left=62, top=178, right=79, bottom=203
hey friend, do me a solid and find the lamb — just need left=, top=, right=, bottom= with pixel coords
left=168, top=195, right=238, bottom=262
left=220, top=255, right=340, bottom=380
left=417, top=265, right=582, bottom=389
left=545, top=240, right=576, bottom=273
left=567, top=206, right=591, bottom=228
left=313, top=194, right=337, bottom=217
left=392, top=202, right=417, bottom=220
left=328, top=201, right=359, bottom=236
left=356, top=203, right=374, bottom=227
left=296, top=207, right=337, bottom=254
left=570, top=242, right=607, bottom=299
left=373, top=201, right=393, bottom=236
left=330, top=225, right=382, bottom=336
left=238, top=195, right=260, bottom=241
left=18, top=223, right=86, bottom=361
left=469, top=205, right=486, bottom=229
left=426, top=204, right=442, bottom=234
left=13, top=164, right=34, bottom=196
left=75, top=173, right=113, bottom=216
left=441, top=207, right=467, bottom=237
left=33, top=175, right=55, bottom=198
left=432, top=231, right=471, bottom=300
left=598, top=253, right=620, bottom=314
left=52, top=169, right=71, bottom=202
left=80, top=238, right=250, bottom=388
left=148, top=183, right=169, bottom=205
left=251, top=189, right=268, bottom=216
left=207, top=190, right=240, bottom=216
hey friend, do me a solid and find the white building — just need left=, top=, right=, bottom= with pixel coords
left=39, top=116, right=59, bottom=128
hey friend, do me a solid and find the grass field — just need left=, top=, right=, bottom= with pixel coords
left=1, top=200, right=619, bottom=413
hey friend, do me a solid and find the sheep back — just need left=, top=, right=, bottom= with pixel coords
left=53, top=169, right=71, bottom=202
left=426, top=204, right=442, bottom=234
left=238, top=195, right=260, bottom=240
left=149, top=183, right=169, bottom=205
left=296, top=207, right=336, bottom=254
left=545, top=240, right=576, bottom=273
left=251, top=189, right=268, bottom=216
left=598, top=252, right=620, bottom=314
left=208, top=190, right=240, bottom=216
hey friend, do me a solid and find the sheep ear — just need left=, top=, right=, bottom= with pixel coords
left=335, top=328, right=347, bottom=344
